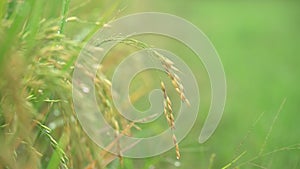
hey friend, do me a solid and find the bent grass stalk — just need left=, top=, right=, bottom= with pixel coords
left=93, top=36, right=191, bottom=161
left=161, top=81, right=180, bottom=160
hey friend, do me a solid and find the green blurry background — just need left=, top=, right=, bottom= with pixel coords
left=120, top=1, right=300, bottom=168
left=0, top=0, right=299, bottom=169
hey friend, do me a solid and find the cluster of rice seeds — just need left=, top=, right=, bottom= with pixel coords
left=76, top=63, right=114, bottom=122
left=75, top=62, right=126, bottom=164
left=92, top=38, right=186, bottom=160
left=161, top=81, right=180, bottom=160
left=95, top=74, right=114, bottom=120
left=155, top=51, right=190, bottom=106
left=97, top=37, right=189, bottom=106
left=95, top=69, right=127, bottom=164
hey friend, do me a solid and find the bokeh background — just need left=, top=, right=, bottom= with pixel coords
left=118, top=1, right=300, bottom=169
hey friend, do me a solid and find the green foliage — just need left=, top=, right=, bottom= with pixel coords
left=0, top=0, right=121, bottom=168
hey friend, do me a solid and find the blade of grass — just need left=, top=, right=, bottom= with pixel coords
left=59, top=0, right=70, bottom=34
left=62, top=53, right=78, bottom=72
left=69, top=0, right=91, bottom=14
left=259, top=98, right=286, bottom=155
left=235, top=143, right=300, bottom=168
left=46, top=127, right=70, bottom=169
left=5, top=0, right=15, bottom=19
left=208, top=153, right=216, bottom=169
left=0, top=1, right=30, bottom=67
left=221, top=151, right=247, bottom=169
left=81, top=0, right=122, bottom=43
left=23, top=0, right=44, bottom=53
left=0, top=0, right=7, bottom=19
left=235, top=111, right=265, bottom=154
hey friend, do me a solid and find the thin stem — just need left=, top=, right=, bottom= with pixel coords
left=221, top=151, right=247, bottom=169
left=235, top=144, right=300, bottom=168
left=259, top=98, right=286, bottom=155
left=59, top=0, right=70, bottom=34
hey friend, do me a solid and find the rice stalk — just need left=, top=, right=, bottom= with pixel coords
left=161, top=81, right=180, bottom=160
left=97, top=37, right=190, bottom=106
left=155, top=51, right=190, bottom=106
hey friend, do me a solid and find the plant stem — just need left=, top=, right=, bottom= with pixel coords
left=59, top=0, right=70, bottom=34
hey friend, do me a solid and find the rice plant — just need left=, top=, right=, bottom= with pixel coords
left=0, top=0, right=188, bottom=168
